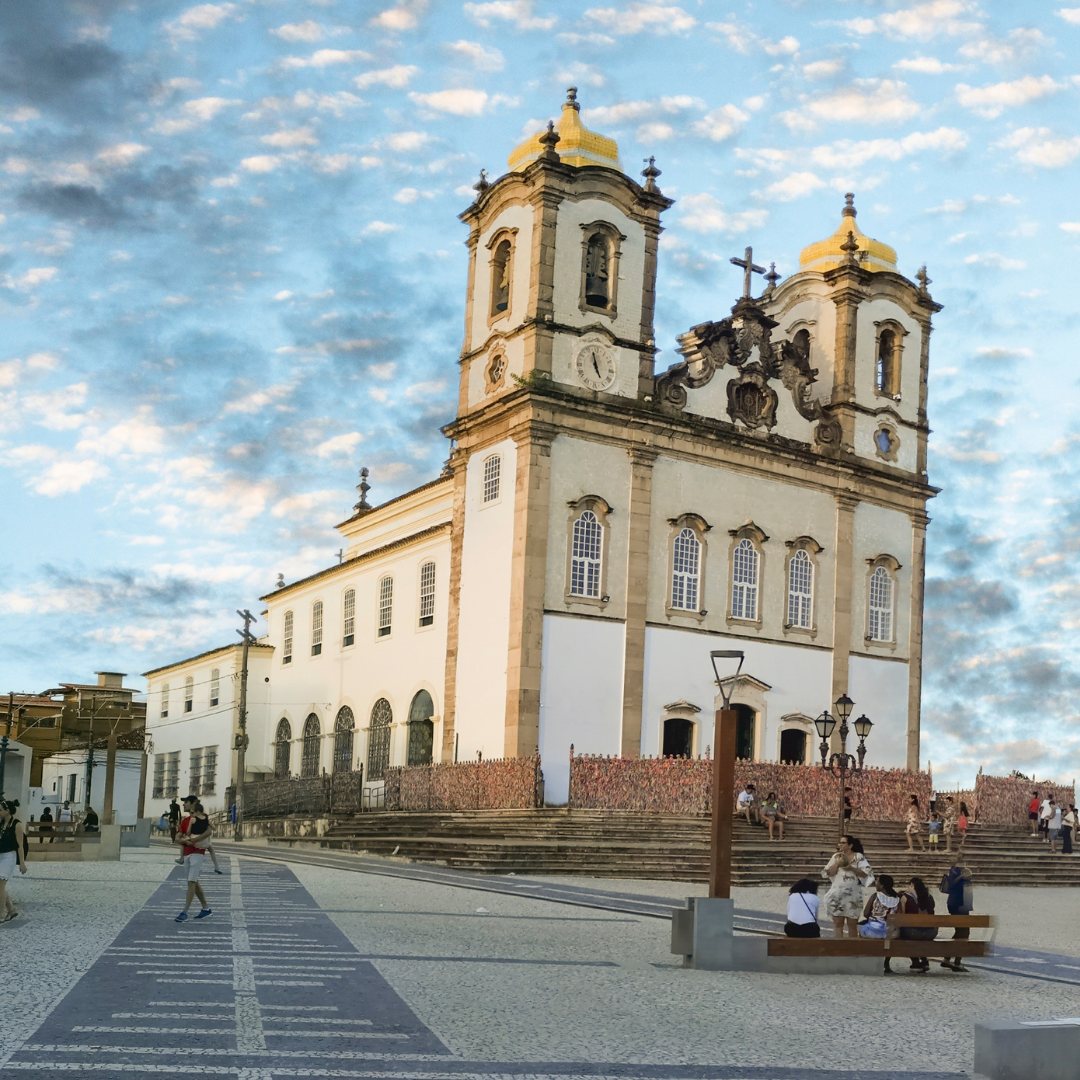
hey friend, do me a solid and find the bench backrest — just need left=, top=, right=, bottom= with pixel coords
left=891, top=914, right=993, bottom=929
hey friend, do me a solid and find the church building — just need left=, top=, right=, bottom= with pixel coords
left=144, top=90, right=941, bottom=810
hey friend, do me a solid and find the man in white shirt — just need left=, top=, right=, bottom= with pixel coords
left=1047, top=802, right=1062, bottom=852
left=736, top=784, right=758, bottom=825
left=1040, top=797, right=1053, bottom=842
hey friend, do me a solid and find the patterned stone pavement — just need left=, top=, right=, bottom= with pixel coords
left=0, top=857, right=969, bottom=1080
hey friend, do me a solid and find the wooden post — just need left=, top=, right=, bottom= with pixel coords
left=102, top=731, right=118, bottom=824
left=708, top=706, right=737, bottom=899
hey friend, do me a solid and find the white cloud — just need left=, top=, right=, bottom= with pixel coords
left=164, top=3, right=238, bottom=43
left=313, top=432, right=363, bottom=458
left=845, top=1, right=983, bottom=39
left=385, top=131, right=431, bottom=153
left=34, top=458, right=109, bottom=496
left=270, top=490, right=341, bottom=518
left=409, top=89, right=493, bottom=116
left=586, top=2, right=695, bottom=35
left=362, top=221, right=399, bottom=235
left=26, top=351, right=59, bottom=371
left=240, top=155, right=282, bottom=174
left=463, top=1, right=556, bottom=30
left=1060, top=222, right=1080, bottom=234
left=370, top=4, right=424, bottom=31
left=763, top=171, right=825, bottom=202
left=1059, top=8, right=1080, bottom=24
left=369, top=362, right=397, bottom=380
left=393, top=187, right=421, bottom=203
left=274, top=290, right=294, bottom=301
left=963, top=252, right=1026, bottom=270
left=893, top=56, right=958, bottom=73
left=152, top=96, right=239, bottom=135
left=261, top=127, right=318, bottom=148
left=997, top=127, right=1080, bottom=168
left=404, top=379, right=447, bottom=401
left=691, top=103, right=750, bottom=143
left=803, top=59, right=843, bottom=79
left=76, top=410, right=167, bottom=457
left=955, top=75, right=1062, bottom=118
left=6, top=266, right=58, bottom=289
left=779, top=79, right=919, bottom=131
left=587, top=95, right=703, bottom=126
left=271, top=20, right=324, bottom=42
left=96, top=143, right=149, bottom=168
left=282, top=49, right=370, bottom=69
left=354, top=64, right=418, bottom=89
left=223, top=384, right=294, bottom=415
left=677, top=193, right=768, bottom=235
left=445, top=40, right=505, bottom=71
left=957, top=27, right=1048, bottom=65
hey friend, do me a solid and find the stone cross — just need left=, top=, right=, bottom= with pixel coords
left=729, top=246, right=765, bottom=298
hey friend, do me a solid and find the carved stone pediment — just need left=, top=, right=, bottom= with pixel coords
left=727, top=370, right=778, bottom=430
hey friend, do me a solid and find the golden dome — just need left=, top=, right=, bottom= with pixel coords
left=508, top=88, right=621, bottom=173
left=799, top=194, right=898, bottom=273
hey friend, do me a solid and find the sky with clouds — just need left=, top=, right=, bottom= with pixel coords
left=0, top=0, right=1077, bottom=786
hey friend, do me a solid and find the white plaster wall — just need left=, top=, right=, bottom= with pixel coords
left=851, top=501, right=913, bottom=657
left=552, top=198, right=644, bottom=338
left=267, top=532, right=450, bottom=778
left=453, top=437, right=517, bottom=759
left=40, top=750, right=142, bottom=825
left=539, top=612, right=625, bottom=803
left=469, top=203, right=534, bottom=354
left=340, top=481, right=452, bottom=555
left=641, top=626, right=833, bottom=763
left=544, top=436, right=630, bottom=612
left=849, top=654, right=911, bottom=767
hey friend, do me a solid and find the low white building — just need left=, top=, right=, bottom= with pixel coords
left=143, top=642, right=274, bottom=818
left=39, top=748, right=142, bottom=825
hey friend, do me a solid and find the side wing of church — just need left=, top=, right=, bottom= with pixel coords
left=144, top=91, right=942, bottom=814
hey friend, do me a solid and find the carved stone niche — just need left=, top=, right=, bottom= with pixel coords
left=727, top=371, right=778, bottom=430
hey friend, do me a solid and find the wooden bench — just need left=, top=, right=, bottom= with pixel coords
left=768, top=914, right=994, bottom=968
left=24, top=821, right=94, bottom=843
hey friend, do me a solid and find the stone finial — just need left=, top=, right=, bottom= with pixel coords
left=538, top=120, right=561, bottom=161
left=916, top=264, right=932, bottom=297
left=764, top=261, right=780, bottom=294
left=565, top=86, right=579, bottom=111
left=641, top=155, right=661, bottom=193
left=840, top=229, right=860, bottom=265
left=842, top=192, right=856, bottom=218
left=354, top=466, right=371, bottom=512
left=275, top=573, right=285, bottom=589
left=473, top=168, right=490, bottom=194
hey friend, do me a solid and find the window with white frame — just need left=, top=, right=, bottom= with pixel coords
left=342, top=588, right=355, bottom=646
left=418, top=561, right=436, bottom=627
left=377, top=576, right=393, bottom=637
left=283, top=610, right=293, bottom=664
left=152, top=754, right=166, bottom=799
left=184, top=676, right=193, bottom=713
left=161, top=683, right=169, bottom=719
left=189, top=747, right=203, bottom=794
left=163, top=751, right=179, bottom=797
left=787, top=549, right=814, bottom=629
left=868, top=564, right=895, bottom=642
left=482, top=454, right=501, bottom=503
left=209, top=668, right=220, bottom=707
left=671, top=527, right=702, bottom=611
left=311, top=600, right=323, bottom=656
left=570, top=510, right=603, bottom=597
left=201, top=746, right=218, bottom=795
left=731, top=538, right=760, bottom=621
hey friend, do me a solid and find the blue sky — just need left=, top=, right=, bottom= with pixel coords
left=0, top=1, right=1077, bottom=786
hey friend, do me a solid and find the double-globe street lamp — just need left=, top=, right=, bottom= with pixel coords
left=814, top=692, right=873, bottom=840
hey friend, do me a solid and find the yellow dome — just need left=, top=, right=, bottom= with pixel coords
left=799, top=194, right=898, bottom=273
left=508, top=88, right=621, bottom=172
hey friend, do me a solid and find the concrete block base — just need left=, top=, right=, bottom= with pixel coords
left=974, top=1019, right=1080, bottom=1080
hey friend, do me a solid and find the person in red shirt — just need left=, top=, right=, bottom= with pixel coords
left=174, top=795, right=212, bottom=923
left=1028, top=791, right=1041, bottom=837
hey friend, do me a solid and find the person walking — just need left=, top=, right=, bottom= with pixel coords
left=942, top=795, right=957, bottom=854
left=905, top=795, right=925, bottom=852
left=900, top=876, right=937, bottom=973
left=939, top=856, right=973, bottom=971
left=0, top=799, right=28, bottom=923
left=174, top=800, right=213, bottom=922
left=38, top=806, right=53, bottom=844
left=1028, top=791, right=1041, bottom=837
left=1047, top=802, right=1063, bottom=853
left=1062, top=805, right=1076, bottom=856
left=957, top=801, right=971, bottom=851
left=167, top=798, right=181, bottom=844
left=822, top=834, right=873, bottom=938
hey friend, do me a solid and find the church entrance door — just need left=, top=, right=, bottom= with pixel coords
left=734, top=705, right=756, bottom=761
left=662, top=717, right=693, bottom=758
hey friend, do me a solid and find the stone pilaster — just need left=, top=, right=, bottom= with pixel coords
left=523, top=189, right=562, bottom=379
left=619, top=446, right=658, bottom=758
left=906, top=510, right=930, bottom=772
left=440, top=452, right=469, bottom=762
left=824, top=269, right=868, bottom=447
left=637, top=220, right=663, bottom=397
left=831, top=491, right=859, bottom=725
left=503, top=420, right=557, bottom=758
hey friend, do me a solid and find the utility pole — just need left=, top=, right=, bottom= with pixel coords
left=0, top=691, right=13, bottom=797
left=233, top=609, right=256, bottom=842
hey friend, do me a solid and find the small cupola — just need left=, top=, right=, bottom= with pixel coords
left=507, top=87, right=622, bottom=173
left=798, top=193, right=898, bottom=274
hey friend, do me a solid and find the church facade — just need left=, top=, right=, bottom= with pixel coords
left=145, top=91, right=941, bottom=810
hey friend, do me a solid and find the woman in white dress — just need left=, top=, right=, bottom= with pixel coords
left=822, top=834, right=873, bottom=937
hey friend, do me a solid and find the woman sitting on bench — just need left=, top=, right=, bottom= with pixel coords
left=784, top=878, right=820, bottom=938
left=859, top=873, right=902, bottom=972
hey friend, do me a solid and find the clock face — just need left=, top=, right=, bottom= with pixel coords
left=575, top=343, right=616, bottom=391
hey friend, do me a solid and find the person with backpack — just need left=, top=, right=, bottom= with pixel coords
left=939, top=856, right=973, bottom=971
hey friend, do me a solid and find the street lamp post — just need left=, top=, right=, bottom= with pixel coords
left=707, top=650, right=745, bottom=900
left=814, top=693, right=873, bottom=840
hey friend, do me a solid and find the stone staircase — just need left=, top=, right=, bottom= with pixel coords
left=267, top=809, right=1080, bottom=886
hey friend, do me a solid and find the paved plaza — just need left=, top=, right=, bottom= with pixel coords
left=2, top=845, right=1078, bottom=1079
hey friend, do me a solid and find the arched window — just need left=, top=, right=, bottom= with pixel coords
left=301, top=714, right=321, bottom=778
left=482, top=454, right=500, bottom=503
left=342, top=588, right=355, bottom=646
left=490, top=237, right=512, bottom=316
left=780, top=728, right=807, bottom=764
left=731, top=538, right=760, bottom=622
left=311, top=600, right=323, bottom=656
left=274, top=718, right=291, bottom=779
left=571, top=510, right=602, bottom=597
left=874, top=322, right=904, bottom=397
left=406, top=690, right=435, bottom=766
left=209, top=668, right=220, bottom=707
left=579, top=222, right=624, bottom=314
left=662, top=717, right=694, bottom=758
left=367, top=698, right=392, bottom=781
left=283, top=610, right=293, bottom=664
left=418, top=561, right=436, bottom=627
left=786, top=549, right=814, bottom=629
left=670, top=524, right=703, bottom=612
left=792, top=327, right=811, bottom=360
left=333, top=706, right=354, bottom=774
left=377, top=576, right=393, bottom=638
left=184, top=676, right=194, bottom=713
left=868, top=564, right=895, bottom=643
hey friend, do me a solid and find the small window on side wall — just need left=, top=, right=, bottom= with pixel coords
left=874, top=322, right=905, bottom=398
left=283, top=610, right=293, bottom=664
left=343, top=588, right=356, bottom=647
left=579, top=222, right=625, bottom=315
left=482, top=454, right=500, bottom=503
left=377, top=576, right=393, bottom=638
